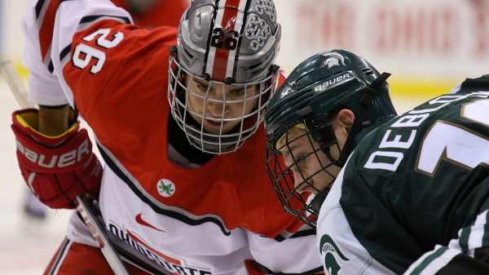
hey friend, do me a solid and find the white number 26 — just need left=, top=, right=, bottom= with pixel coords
left=72, top=28, right=124, bottom=74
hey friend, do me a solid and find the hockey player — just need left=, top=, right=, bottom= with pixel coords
left=20, top=0, right=188, bottom=221
left=13, top=0, right=322, bottom=274
left=265, top=49, right=489, bottom=274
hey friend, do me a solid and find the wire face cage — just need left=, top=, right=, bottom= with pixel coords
left=266, top=124, right=340, bottom=226
left=168, top=52, right=278, bottom=154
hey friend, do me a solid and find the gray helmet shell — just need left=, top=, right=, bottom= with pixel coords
left=177, top=0, right=280, bottom=83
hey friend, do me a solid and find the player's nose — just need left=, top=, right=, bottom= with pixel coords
left=205, top=94, right=229, bottom=116
left=206, top=84, right=226, bottom=100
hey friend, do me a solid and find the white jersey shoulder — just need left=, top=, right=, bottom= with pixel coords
left=317, top=162, right=394, bottom=275
left=22, top=0, right=131, bottom=106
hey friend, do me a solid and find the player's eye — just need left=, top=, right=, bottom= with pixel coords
left=197, top=83, right=209, bottom=91
left=294, top=153, right=308, bottom=170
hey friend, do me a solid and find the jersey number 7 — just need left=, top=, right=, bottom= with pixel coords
left=416, top=99, right=489, bottom=176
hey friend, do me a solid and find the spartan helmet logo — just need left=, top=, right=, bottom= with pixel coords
left=321, top=52, right=346, bottom=69
left=320, top=234, right=349, bottom=275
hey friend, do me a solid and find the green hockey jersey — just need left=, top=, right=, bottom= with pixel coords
left=317, top=83, right=489, bottom=275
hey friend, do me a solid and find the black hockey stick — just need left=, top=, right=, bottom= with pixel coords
left=0, top=60, right=169, bottom=275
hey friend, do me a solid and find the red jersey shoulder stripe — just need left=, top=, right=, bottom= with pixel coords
left=205, top=0, right=249, bottom=82
left=37, top=0, right=64, bottom=64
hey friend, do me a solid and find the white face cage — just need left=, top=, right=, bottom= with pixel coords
left=168, top=52, right=278, bottom=154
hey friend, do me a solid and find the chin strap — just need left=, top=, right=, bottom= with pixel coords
left=308, top=190, right=328, bottom=217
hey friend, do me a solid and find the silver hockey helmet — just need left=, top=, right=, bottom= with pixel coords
left=168, top=0, right=281, bottom=154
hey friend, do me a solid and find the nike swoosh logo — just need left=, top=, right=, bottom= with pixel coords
left=135, top=214, right=166, bottom=232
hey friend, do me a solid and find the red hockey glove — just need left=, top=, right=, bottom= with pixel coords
left=11, top=109, right=102, bottom=209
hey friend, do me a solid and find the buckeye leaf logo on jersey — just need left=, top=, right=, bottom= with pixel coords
left=157, top=179, right=176, bottom=198
left=319, top=234, right=349, bottom=275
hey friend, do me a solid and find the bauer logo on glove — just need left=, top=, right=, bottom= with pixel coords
left=16, top=138, right=91, bottom=169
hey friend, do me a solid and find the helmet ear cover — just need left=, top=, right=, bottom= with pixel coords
left=359, top=72, right=392, bottom=108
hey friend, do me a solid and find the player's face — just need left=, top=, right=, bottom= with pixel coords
left=278, top=126, right=342, bottom=194
left=277, top=112, right=352, bottom=194
left=186, top=75, right=259, bottom=134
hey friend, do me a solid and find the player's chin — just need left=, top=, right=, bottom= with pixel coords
left=202, top=119, right=236, bottom=134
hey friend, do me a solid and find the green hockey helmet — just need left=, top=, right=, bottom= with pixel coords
left=265, top=49, right=397, bottom=226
